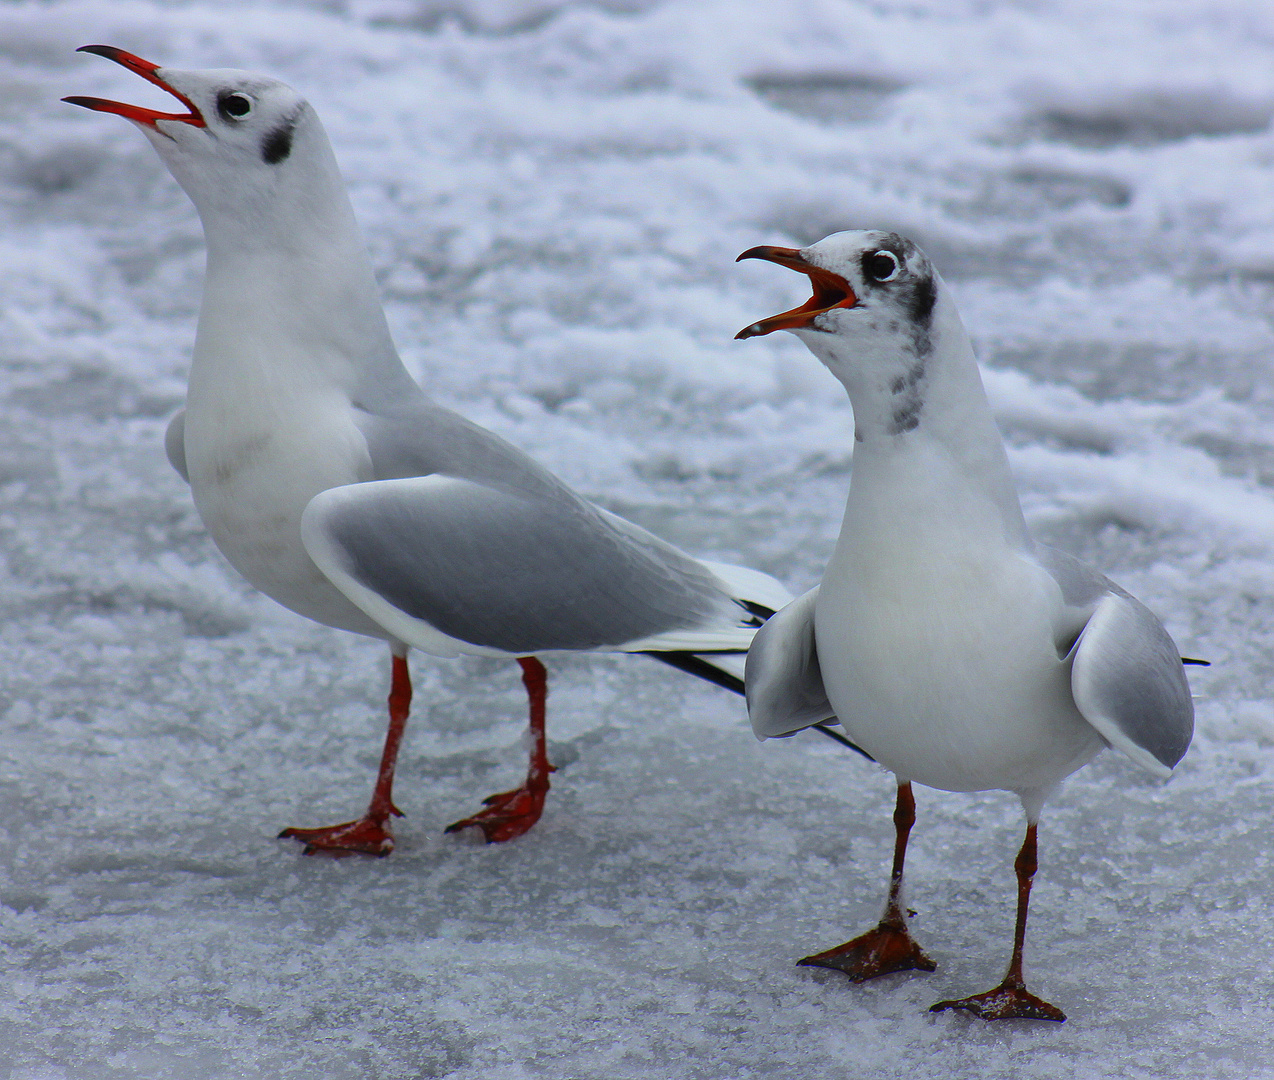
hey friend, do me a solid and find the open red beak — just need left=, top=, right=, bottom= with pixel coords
left=62, top=45, right=206, bottom=129
left=735, top=246, right=858, bottom=339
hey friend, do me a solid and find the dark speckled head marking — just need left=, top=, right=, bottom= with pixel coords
left=854, top=233, right=937, bottom=433
left=908, top=271, right=936, bottom=327
left=859, top=233, right=936, bottom=360
left=889, top=358, right=926, bottom=433
left=736, top=229, right=941, bottom=436
left=890, top=395, right=923, bottom=433
left=890, top=361, right=925, bottom=398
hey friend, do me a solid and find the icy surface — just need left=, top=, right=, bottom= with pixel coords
left=1, top=0, right=1273, bottom=1076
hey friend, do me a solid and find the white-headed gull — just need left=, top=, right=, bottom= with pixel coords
left=63, top=46, right=800, bottom=855
left=736, top=230, right=1196, bottom=1021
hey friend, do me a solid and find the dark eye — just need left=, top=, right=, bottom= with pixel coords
left=863, top=250, right=900, bottom=282
left=216, top=91, right=254, bottom=121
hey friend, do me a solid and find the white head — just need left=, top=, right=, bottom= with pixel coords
left=737, top=230, right=961, bottom=439
left=64, top=46, right=348, bottom=255
left=738, top=230, right=1030, bottom=543
left=65, top=46, right=410, bottom=394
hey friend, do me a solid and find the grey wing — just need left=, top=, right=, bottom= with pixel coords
left=165, top=409, right=188, bottom=482
left=744, top=587, right=837, bottom=739
left=1036, top=546, right=1194, bottom=778
left=355, top=397, right=566, bottom=499
left=1034, top=543, right=1119, bottom=652
left=300, top=474, right=742, bottom=657
left=1069, top=592, right=1194, bottom=778
left=357, top=398, right=749, bottom=599
left=594, top=507, right=793, bottom=614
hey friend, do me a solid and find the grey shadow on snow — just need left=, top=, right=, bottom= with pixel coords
left=1025, top=87, right=1273, bottom=148
left=746, top=71, right=907, bottom=124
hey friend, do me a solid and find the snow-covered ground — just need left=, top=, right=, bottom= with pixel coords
left=1, top=0, right=1273, bottom=1076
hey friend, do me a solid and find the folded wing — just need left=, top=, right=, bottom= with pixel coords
left=1069, top=591, right=1194, bottom=778
left=301, top=474, right=755, bottom=658
left=165, top=409, right=188, bottom=482
left=1036, top=545, right=1194, bottom=778
left=744, top=587, right=837, bottom=739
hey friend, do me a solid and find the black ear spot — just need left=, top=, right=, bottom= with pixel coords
left=262, top=123, right=294, bottom=164
left=908, top=273, right=936, bottom=326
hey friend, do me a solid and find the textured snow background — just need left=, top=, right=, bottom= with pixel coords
left=1, top=0, right=1273, bottom=1076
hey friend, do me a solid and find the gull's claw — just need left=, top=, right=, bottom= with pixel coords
left=799, top=922, right=936, bottom=982
left=279, top=806, right=402, bottom=857
left=445, top=765, right=555, bottom=844
left=930, top=979, right=1066, bottom=1023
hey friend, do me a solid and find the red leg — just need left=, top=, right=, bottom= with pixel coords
left=446, top=657, right=557, bottom=843
left=930, top=823, right=1066, bottom=1021
left=279, top=651, right=411, bottom=857
left=799, top=781, right=936, bottom=980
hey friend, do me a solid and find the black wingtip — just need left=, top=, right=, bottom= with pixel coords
left=811, top=724, right=875, bottom=762
left=1181, top=657, right=1210, bottom=666
left=640, top=652, right=877, bottom=761
left=643, top=651, right=745, bottom=694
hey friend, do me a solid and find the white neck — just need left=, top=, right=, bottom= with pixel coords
left=179, top=116, right=410, bottom=402
left=812, top=293, right=1031, bottom=554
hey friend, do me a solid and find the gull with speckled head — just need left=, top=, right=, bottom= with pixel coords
left=736, top=230, right=1196, bottom=1021
left=63, top=46, right=800, bottom=856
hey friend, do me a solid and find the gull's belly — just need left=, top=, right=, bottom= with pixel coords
left=183, top=402, right=387, bottom=638
left=816, top=552, right=1103, bottom=794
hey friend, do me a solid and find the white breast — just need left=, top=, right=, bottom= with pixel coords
left=183, top=370, right=388, bottom=639
left=815, top=441, right=1103, bottom=795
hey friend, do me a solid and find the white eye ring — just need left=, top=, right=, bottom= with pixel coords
left=864, top=250, right=900, bottom=282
